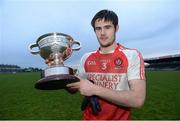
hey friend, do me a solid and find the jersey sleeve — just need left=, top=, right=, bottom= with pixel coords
left=76, top=53, right=91, bottom=79
left=127, top=50, right=145, bottom=81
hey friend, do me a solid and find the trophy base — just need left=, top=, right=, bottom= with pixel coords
left=35, top=74, right=80, bottom=90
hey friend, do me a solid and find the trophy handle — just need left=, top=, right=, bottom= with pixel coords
left=29, top=43, right=40, bottom=55
left=71, top=40, right=81, bottom=51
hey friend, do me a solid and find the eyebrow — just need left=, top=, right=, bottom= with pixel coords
left=104, top=25, right=112, bottom=28
left=95, top=24, right=113, bottom=29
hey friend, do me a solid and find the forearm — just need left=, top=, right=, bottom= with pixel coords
left=92, top=84, right=145, bottom=108
left=66, top=78, right=146, bottom=108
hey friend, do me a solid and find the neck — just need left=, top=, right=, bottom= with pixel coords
left=100, top=41, right=117, bottom=54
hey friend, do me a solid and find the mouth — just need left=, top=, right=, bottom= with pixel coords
left=100, top=36, right=108, bottom=42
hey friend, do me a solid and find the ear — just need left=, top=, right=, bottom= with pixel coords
left=115, top=25, right=119, bottom=32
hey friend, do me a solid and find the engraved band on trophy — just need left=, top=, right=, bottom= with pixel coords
left=29, top=32, right=81, bottom=90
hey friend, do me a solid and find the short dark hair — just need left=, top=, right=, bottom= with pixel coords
left=91, top=9, right=118, bottom=30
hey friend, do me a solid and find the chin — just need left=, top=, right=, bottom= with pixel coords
left=100, top=43, right=111, bottom=47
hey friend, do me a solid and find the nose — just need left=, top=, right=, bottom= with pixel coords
left=100, top=28, right=105, bottom=35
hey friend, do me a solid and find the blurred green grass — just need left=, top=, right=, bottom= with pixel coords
left=0, top=71, right=179, bottom=120
left=0, top=72, right=82, bottom=120
left=131, top=70, right=180, bottom=119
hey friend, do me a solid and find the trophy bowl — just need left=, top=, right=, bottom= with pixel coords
left=29, top=32, right=81, bottom=90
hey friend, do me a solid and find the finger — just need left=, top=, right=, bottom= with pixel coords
left=66, top=82, right=80, bottom=88
left=65, top=88, right=78, bottom=94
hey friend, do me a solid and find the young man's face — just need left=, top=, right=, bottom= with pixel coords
left=94, top=18, right=118, bottom=47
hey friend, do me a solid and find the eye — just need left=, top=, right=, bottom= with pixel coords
left=95, top=27, right=101, bottom=31
left=105, top=25, right=112, bottom=29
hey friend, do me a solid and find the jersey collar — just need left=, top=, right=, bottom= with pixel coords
left=97, top=43, right=123, bottom=54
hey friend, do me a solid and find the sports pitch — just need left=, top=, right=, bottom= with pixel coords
left=0, top=71, right=179, bottom=120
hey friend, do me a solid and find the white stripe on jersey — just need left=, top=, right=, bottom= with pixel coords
left=121, top=49, right=144, bottom=81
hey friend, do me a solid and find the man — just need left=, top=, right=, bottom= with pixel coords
left=66, top=9, right=146, bottom=120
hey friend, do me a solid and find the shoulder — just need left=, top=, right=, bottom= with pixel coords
left=78, top=50, right=97, bottom=71
left=81, top=50, right=98, bottom=61
left=119, top=46, right=143, bottom=60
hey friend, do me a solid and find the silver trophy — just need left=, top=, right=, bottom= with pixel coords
left=29, top=32, right=81, bottom=90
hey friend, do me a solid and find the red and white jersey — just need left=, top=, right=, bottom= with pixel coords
left=77, top=43, right=145, bottom=120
